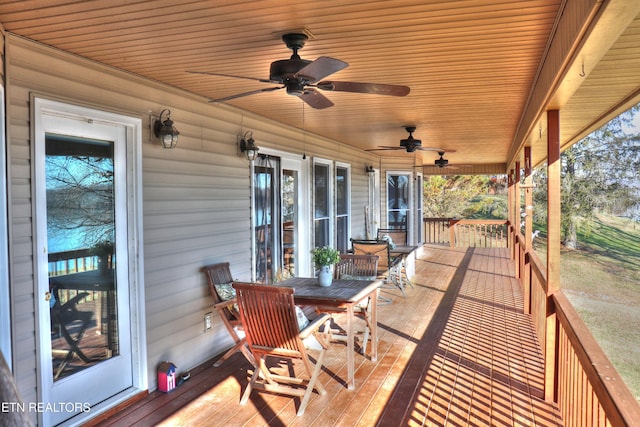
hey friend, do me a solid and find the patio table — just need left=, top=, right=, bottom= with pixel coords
left=276, top=276, right=381, bottom=390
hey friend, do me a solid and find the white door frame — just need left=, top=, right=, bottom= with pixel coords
left=33, top=97, right=147, bottom=426
left=0, top=85, right=11, bottom=366
left=251, top=147, right=311, bottom=278
left=385, top=170, right=414, bottom=240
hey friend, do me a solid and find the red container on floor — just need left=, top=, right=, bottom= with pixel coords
left=157, top=361, right=177, bottom=393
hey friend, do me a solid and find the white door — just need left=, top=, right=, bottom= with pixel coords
left=34, top=99, right=140, bottom=426
left=281, top=156, right=309, bottom=277
left=251, top=150, right=310, bottom=281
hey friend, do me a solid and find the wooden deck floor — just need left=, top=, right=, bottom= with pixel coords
left=93, top=245, right=563, bottom=427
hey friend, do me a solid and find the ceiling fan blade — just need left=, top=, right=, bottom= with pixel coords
left=187, top=70, right=274, bottom=84
left=419, top=164, right=472, bottom=169
left=366, top=146, right=405, bottom=151
left=299, top=88, right=334, bottom=109
left=415, top=147, right=452, bottom=152
left=210, top=86, right=283, bottom=103
left=295, top=56, right=348, bottom=82
left=317, top=81, right=410, bottom=96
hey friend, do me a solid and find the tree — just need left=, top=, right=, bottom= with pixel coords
left=534, top=104, right=640, bottom=248
left=422, top=175, right=488, bottom=218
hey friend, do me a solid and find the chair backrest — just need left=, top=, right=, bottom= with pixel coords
left=233, top=283, right=306, bottom=358
left=334, top=254, right=379, bottom=279
left=377, top=228, right=407, bottom=246
left=202, top=262, right=236, bottom=320
left=351, top=239, right=392, bottom=271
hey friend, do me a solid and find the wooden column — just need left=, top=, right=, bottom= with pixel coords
left=514, top=162, right=521, bottom=278
left=522, top=147, right=533, bottom=314
left=508, top=169, right=514, bottom=258
left=547, top=112, right=561, bottom=291
left=545, top=109, right=560, bottom=401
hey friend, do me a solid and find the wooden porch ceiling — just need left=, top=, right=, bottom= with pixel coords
left=92, top=245, right=563, bottom=426
left=1, top=1, right=639, bottom=170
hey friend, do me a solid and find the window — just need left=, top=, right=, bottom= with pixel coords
left=335, top=163, right=350, bottom=253
left=314, top=160, right=332, bottom=248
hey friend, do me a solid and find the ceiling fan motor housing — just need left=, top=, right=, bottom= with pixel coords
left=270, top=58, right=312, bottom=82
left=400, top=137, right=422, bottom=149
left=270, top=33, right=312, bottom=83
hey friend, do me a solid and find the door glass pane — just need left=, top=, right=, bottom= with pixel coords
left=46, top=135, right=118, bottom=381
left=336, top=167, right=347, bottom=215
left=388, top=174, right=409, bottom=229
left=282, top=169, right=297, bottom=276
left=254, top=155, right=281, bottom=283
left=254, top=165, right=273, bottom=283
left=314, top=163, right=329, bottom=217
left=336, top=166, right=349, bottom=253
left=314, top=163, right=330, bottom=248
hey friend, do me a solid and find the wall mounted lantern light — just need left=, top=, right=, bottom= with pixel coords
left=239, top=131, right=260, bottom=161
left=154, top=109, right=180, bottom=149
left=365, top=165, right=375, bottom=175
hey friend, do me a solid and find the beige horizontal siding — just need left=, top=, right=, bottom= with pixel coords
left=4, top=33, right=376, bottom=407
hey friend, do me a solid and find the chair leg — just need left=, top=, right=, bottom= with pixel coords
left=390, top=268, right=407, bottom=298
left=298, top=349, right=326, bottom=416
left=213, top=338, right=255, bottom=367
left=240, top=367, right=259, bottom=405
left=240, top=357, right=272, bottom=405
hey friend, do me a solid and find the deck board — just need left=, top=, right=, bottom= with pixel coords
left=92, top=245, right=563, bottom=427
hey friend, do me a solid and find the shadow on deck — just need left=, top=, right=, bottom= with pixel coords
left=93, top=245, right=563, bottom=426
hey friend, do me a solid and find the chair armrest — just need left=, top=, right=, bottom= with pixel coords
left=299, top=313, right=331, bottom=340
left=213, top=298, right=237, bottom=311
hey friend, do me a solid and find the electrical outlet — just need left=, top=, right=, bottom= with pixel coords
left=204, top=312, right=212, bottom=331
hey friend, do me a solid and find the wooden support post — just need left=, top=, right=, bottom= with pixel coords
left=523, top=147, right=534, bottom=314
left=545, top=109, right=561, bottom=402
left=514, top=162, right=521, bottom=278
left=508, top=169, right=515, bottom=259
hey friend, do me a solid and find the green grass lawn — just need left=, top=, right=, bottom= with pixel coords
left=534, top=214, right=640, bottom=401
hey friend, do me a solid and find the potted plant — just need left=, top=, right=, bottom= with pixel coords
left=311, top=246, right=340, bottom=287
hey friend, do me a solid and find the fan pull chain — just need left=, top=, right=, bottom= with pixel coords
left=302, top=102, right=307, bottom=159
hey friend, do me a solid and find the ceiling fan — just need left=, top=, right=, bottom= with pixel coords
left=187, top=33, right=410, bottom=109
left=367, top=126, right=454, bottom=153
left=416, top=151, right=472, bottom=170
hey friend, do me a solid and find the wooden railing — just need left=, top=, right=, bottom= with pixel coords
left=450, top=219, right=508, bottom=247
left=48, top=249, right=99, bottom=276
left=512, top=228, right=640, bottom=426
left=423, top=218, right=451, bottom=244
left=423, top=218, right=509, bottom=248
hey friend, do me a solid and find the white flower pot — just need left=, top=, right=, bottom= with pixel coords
left=318, top=265, right=333, bottom=287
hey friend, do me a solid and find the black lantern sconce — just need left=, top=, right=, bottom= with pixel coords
left=365, top=165, right=375, bottom=175
left=154, top=109, right=180, bottom=149
left=239, top=131, right=260, bottom=161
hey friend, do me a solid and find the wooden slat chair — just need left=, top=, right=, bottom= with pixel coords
left=233, top=282, right=332, bottom=416
left=331, top=253, right=380, bottom=353
left=351, top=239, right=407, bottom=298
left=202, top=263, right=255, bottom=367
left=377, top=228, right=407, bottom=246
